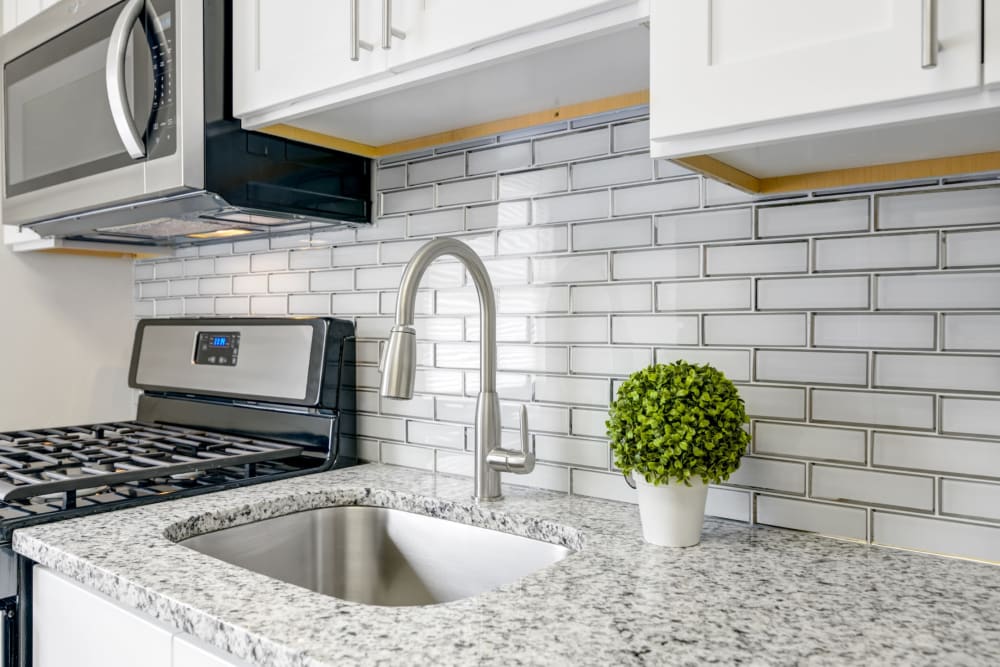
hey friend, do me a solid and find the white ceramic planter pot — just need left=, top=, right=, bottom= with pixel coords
left=633, top=474, right=709, bottom=547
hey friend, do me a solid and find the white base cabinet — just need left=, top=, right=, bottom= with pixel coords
left=33, top=567, right=248, bottom=667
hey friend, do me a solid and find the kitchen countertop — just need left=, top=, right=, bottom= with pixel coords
left=13, top=463, right=1000, bottom=666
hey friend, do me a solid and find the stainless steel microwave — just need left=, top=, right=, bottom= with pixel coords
left=0, top=0, right=371, bottom=247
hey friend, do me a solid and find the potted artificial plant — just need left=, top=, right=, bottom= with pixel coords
left=607, top=361, right=749, bottom=547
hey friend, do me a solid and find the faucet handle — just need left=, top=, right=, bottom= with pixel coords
left=485, top=404, right=535, bottom=474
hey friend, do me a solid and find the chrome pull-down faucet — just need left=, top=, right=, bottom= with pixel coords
left=379, top=238, right=534, bottom=501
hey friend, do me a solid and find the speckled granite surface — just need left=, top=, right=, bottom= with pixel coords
left=13, top=464, right=1000, bottom=666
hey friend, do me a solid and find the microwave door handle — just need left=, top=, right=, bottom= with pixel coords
left=105, top=0, right=147, bottom=159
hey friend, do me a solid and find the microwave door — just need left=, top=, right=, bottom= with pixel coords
left=1, top=0, right=192, bottom=229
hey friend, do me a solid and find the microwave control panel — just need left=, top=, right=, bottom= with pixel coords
left=193, top=332, right=240, bottom=366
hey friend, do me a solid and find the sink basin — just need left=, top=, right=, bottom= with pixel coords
left=179, top=506, right=573, bottom=606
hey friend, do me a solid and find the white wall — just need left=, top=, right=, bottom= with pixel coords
left=0, top=242, right=135, bottom=430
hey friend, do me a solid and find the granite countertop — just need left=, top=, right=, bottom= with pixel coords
left=13, top=463, right=1000, bottom=666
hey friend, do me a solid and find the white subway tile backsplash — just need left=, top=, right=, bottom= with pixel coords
left=250, top=295, right=287, bottom=315
left=535, top=376, right=609, bottom=406
left=288, top=248, right=331, bottom=270
left=873, top=432, right=1000, bottom=478
left=706, top=241, right=808, bottom=276
left=499, top=166, right=567, bottom=199
left=704, top=179, right=755, bottom=206
left=268, top=272, right=308, bottom=293
left=940, top=479, right=1000, bottom=522
left=756, top=350, right=868, bottom=386
left=572, top=284, right=651, bottom=313
left=705, top=487, right=751, bottom=522
left=875, top=353, right=1000, bottom=393
left=467, top=201, right=530, bottom=230
left=533, top=191, right=609, bottom=225
left=757, top=276, right=870, bottom=310
left=704, top=314, right=806, bottom=346
left=570, top=347, right=651, bottom=376
left=376, top=165, right=405, bottom=190
left=408, top=209, right=465, bottom=236
left=408, top=154, right=465, bottom=185
left=812, top=465, right=932, bottom=511
left=437, top=177, right=495, bottom=206
left=726, top=457, right=805, bottom=494
left=214, top=255, right=250, bottom=274
left=357, top=217, right=406, bottom=242
left=611, top=247, right=700, bottom=280
left=498, top=286, right=570, bottom=314
left=757, top=198, right=869, bottom=238
left=612, top=179, right=700, bottom=216
left=655, top=348, right=750, bottom=382
left=382, top=186, right=434, bottom=215
left=944, top=228, right=1000, bottom=268
left=813, top=314, right=936, bottom=349
left=533, top=128, right=608, bottom=165
left=610, top=315, right=699, bottom=345
left=754, top=422, right=865, bottom=463
left=570, top=408, right=608, bottom=438
left=535, top=435, right=608, bottom=468
left=941, top=397, right=1000, bottom=437
left=214, top=296, right=249, bottom=315
left=356, top=266, right=404, bottom=290
left=943, top=314, right=1000, bottom=351
left=533, top=255, right=607, bottom=284
left=137, top=114, right=1000, bottom=565
left=498, top=226, right=568, bottom=255
left=877, top=186, right=1000, bottom=230
left=655, top=208, right=752, bottom=245
left=612, top=120, right=648, bottom=153
left=310, top=270, right=353, bottom=292
left=288, top=294, right=329, bottom=314
left=468, top=143, right=531, bottom=175
left=574, top=218, right=651, bottom=251
left=250, top=251, right=287, bottom=273
left=572, top=153, right=652, bottom=189
left=812, top=389, right=934, bottom=429
left=657, top=279, right=751, bottom=311
left=756, top=496, right=867, bottom=540
left=815, top=233, right=938, bottom=272
left=873, top=512, right=1000, bottom=563
left=738, top=385, right=806, bottom=419
left=532, top=316, right=609, bottom=344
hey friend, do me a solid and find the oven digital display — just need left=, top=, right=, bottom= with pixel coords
left=194, top=332, right=240, bottom=366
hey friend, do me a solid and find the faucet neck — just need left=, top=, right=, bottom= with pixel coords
left=394, top=239, right=497, bottom=392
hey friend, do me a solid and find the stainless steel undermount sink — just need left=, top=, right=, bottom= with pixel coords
left=179, top=506, right=574, bottom=606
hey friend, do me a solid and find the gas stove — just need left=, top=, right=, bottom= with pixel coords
left=0, top=317, right=356, bottom=666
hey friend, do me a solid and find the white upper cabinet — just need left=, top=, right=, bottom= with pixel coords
left=233, top=0, right=389, bottom=118
left=384, top=0, right=635, bottom=70
left=1, top=0, right=59, bottom=33
left=651, top=0, right=983, bottom=140
left=987, top=0, right=1000, bottom=87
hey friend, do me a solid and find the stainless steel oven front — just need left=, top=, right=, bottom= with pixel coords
left=0, top=0, right=203, bottom=228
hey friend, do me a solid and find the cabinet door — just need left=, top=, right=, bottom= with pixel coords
left=987, top=0, right=1000, bottom=87
left=233, top=0, right=389, bottom=117
left=385, top=0, right=635, bottom=70
left=2, top=0, right=59, bottom=34
left=651, top=0, right=983, bottom=140
left=33, top=567, right=173, bottom=667
left=173, top=634, right=251, bottom=667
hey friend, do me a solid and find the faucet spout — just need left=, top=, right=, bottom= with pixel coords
left=379, top=238, right=533, bottom=501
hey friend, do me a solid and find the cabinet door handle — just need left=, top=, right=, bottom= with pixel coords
left=350, top=0, right=374, bottom=61
left=381, top=0, right=407, bottom=49
left=921, top=0, right=938, bottom=69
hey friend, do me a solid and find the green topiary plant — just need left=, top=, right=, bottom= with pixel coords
left=607, top=361, right=750, bottom=486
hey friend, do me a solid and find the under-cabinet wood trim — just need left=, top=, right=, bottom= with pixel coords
left=258, top=90, right=651, bottom=159
left=34, top=248, right=155, bottom=259
left=679, top=150, right=1000, bottom=195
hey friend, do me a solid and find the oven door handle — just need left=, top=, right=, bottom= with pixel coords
left=105, top=0, right=150, bottom=160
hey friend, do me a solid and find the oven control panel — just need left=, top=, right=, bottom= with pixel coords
left=194, top=332, right=240, bottom=366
